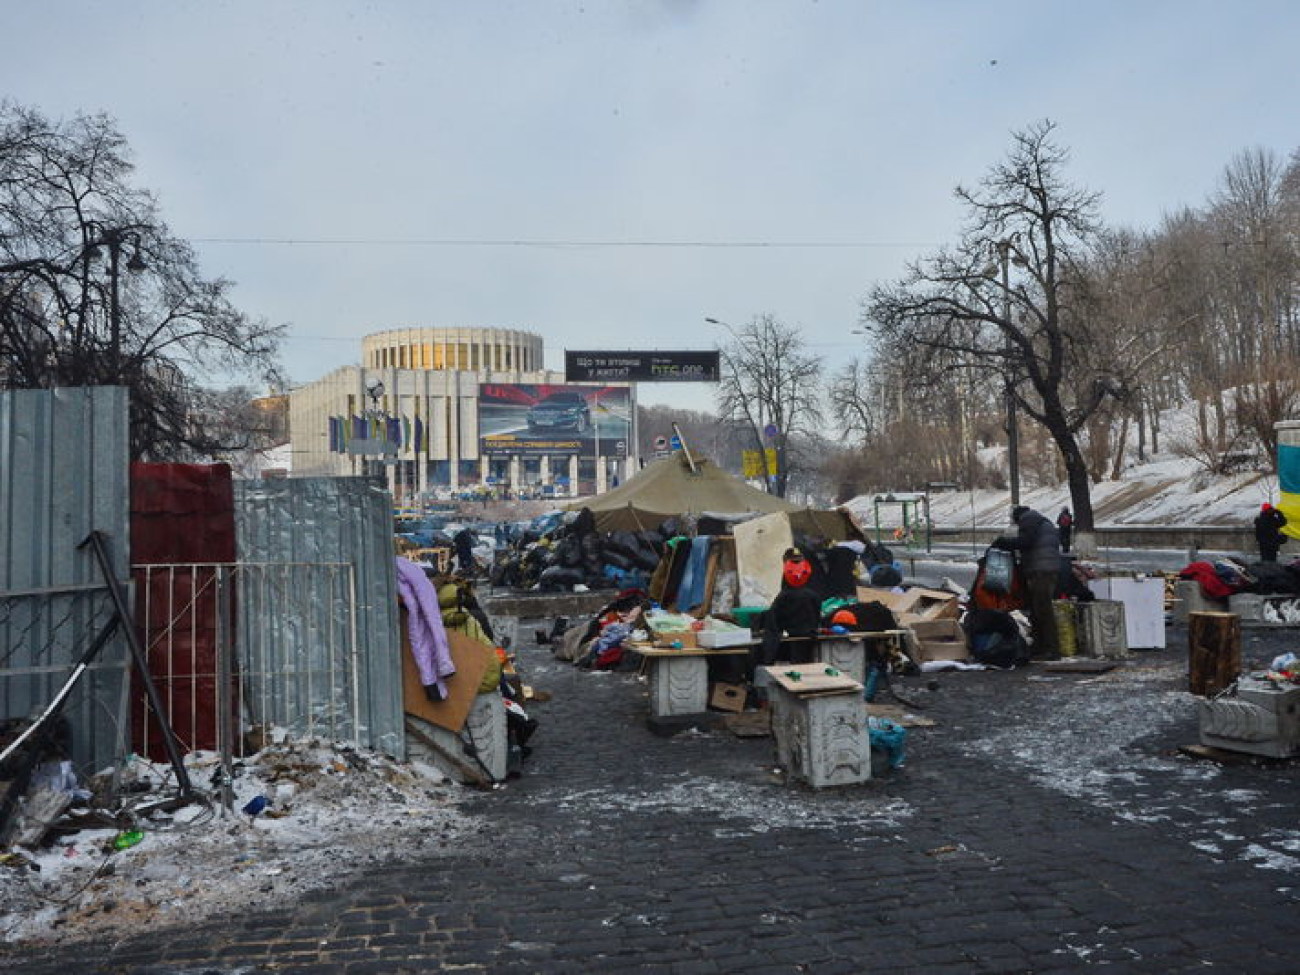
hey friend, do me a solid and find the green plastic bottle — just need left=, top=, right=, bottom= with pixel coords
left=111, top=830, right=144, bottom=850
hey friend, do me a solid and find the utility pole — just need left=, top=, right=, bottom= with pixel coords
left=998, top=239, right=1021, bottom=506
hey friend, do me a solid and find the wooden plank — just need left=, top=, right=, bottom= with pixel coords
left=694, top=544, right=723, bottom=619
left=867, top=703, right=937, bottom=728
left=1178, top=743, right=1288, bottom=766
left=763, top=663, right=862, bottom=696
left=1042, top=658, right=1119, bottom=674
left=404, top=716, right=490, bottom=786
left=634, top=645, right=751, bottom=657
left=12, top=787, right=72, bottom=848
left=723, top=711, right=772, bottom=737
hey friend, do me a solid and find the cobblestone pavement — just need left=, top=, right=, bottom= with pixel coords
left=6, top=620, right=1300, bottom=974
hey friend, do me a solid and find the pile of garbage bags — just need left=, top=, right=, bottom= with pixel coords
left=489, top=508, right=668, bottom=592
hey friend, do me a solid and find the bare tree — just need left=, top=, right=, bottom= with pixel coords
left=0, top=103, right=284, bottom=459
left=863, top=120, right=1152, bottom=549
left=714, top=314, right=823, bottom=498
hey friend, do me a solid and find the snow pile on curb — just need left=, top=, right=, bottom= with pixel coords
left=1, top=737, right=480, bottom=946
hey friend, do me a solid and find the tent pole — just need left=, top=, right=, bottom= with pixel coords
left=672, top=422, right=699, bottom=474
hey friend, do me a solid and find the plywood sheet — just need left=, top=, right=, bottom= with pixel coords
left=734, top=512, right=794, bottom=608
left=762, top=663, right=862, bottom=696
left=401, top=617, right=494, bottom=732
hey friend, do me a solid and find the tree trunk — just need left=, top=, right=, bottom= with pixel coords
left=1136, top=398, right=1148, bottom=462
left=1049, top=420, right=1097, bottom=557
left=1109, top=412, right=1129, bottom=480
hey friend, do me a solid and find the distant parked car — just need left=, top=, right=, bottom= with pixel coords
left=526, top=391, right=591, bottom=432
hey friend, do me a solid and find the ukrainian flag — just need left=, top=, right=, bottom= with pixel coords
left=1277, top=442, right=1300, bottom=539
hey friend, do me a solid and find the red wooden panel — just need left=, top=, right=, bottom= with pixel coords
left=129, top=464, right=237, bottom=759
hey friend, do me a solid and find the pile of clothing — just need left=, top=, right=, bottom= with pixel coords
left=1178, top=556, right=1300, bottom=600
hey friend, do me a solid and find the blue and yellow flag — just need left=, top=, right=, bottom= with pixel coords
left=1277, top=443, right=1300, bottom=539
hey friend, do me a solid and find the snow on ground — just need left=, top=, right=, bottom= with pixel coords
left=0, top=737, right=480, bottom=946
left=845, top=453, right=1277, bottom=530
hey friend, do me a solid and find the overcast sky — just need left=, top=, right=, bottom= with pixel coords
left=5, top=1, right=1299, bottom=411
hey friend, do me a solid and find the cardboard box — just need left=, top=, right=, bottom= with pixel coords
left=709, top=682, right=748, bottom=712
left=856, top=586, right=959, bottom=623
left=909, top=618, right=968, bottom=662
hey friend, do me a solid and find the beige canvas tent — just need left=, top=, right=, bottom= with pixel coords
left=569, top=451, right=858, bottom=539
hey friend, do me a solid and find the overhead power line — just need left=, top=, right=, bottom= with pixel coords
left=191, top=236, right=936, bottom=249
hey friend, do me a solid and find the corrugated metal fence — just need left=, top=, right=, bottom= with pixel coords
left=2, top=388, right=404, bottom=794
left=233, top=477, right=403, bottom=758
left=0, top=387, right=132, bottom=778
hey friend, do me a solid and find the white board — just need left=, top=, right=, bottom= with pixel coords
left=1088, top=576, right=1166, bottom=649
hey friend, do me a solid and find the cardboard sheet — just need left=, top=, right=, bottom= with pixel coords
left=401, top=612, right=494, bottom=732
left=734, top=512, right=794, bottom=608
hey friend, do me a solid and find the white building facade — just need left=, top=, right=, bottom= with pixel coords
left=288, top=326, right=636, bottom=499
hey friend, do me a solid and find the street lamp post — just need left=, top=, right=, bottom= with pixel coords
left=364, top=378, right=387, bottom=481
left=85, top=223, right=148, bottom=380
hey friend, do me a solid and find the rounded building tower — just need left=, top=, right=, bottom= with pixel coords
left=288, top=325, right=633, bottom=500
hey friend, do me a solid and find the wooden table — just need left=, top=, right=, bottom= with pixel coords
left=635, top=645, right=753, bottom=717
left=633, top=630, right=909, bottom=720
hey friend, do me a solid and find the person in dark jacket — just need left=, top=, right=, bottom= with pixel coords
left=994, top=506, right=1061, bottom=657
left=1254, top=503, right=1288, bottom=563
left=453, top=526, right=478, bottom=575
left=759, top=549, right=823, bottom=666
left=1056, top=508, right=1074, bottom=553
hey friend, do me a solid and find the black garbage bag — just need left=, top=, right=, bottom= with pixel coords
left=869, top=564, right=902, bottom=588
left=579, top=532, right=603, bottom=567
left=964, top=609, right=1029, bottom=668
left=1247, top=561, right=1299, bottom=595
left=603, top=531, right=641, bottom=559
left=600, top=548, right=634, bottom=570
left=570, top=507, right=597, bottom=536
left=538, top=565, right=584, bottom=590
left=553, top=536, right=583, bottom=568
left=831, top=600, right=898, bottom=632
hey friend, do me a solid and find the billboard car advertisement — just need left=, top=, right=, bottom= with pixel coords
left=478, top=383, right=631, bottom=457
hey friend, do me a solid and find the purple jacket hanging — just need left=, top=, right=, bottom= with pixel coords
left=394, top=557, right=456, bottom=699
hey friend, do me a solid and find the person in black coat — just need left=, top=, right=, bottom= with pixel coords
left=759, top=549, right=823, bottom=667
left=1254, top=503, right=1288, bottom=563
left=1056, top=508, right=1074, bottom=553
left=453, top=526, right=478, bottom=575
left=993, top=506, right=1061, bottom=658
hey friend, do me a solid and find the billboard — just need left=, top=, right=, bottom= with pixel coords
left=478, top=383, right=631, bottom=458
left=565, top=350, right=720, bottom=383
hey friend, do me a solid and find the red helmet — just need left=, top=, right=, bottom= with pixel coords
left=783, top=557, right=812, bottom=588
left=1262, top=503, right=1273, bottom=512
left=830, top=609, right=857, bottom=628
